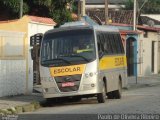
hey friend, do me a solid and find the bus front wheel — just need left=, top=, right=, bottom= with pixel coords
left=97, top=82, right=106, bottom=103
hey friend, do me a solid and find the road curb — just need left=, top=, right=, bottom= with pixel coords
left=0, top=101, right=41, bottom=115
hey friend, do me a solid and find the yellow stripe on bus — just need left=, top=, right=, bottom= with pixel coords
left=99, top=55, right=127, bottom=70
left=50, top=64, right=86, bottom=77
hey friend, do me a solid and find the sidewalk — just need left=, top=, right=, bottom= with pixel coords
left=0, top=93, right=45, bottom=115
left=127, top=74, right=160, bottom=89
left=0, top=74, right=160, bottom=115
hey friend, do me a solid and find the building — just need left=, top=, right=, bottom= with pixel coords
left=0, top=15, right=56, bottom=97
left=107, top=23, right=140, bottom=77
left=108, top=23, right=160, bottom=76
left=137, top=26, right=160, bottom=76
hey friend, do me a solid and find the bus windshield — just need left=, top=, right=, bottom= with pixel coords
left=41, top=29, right=96, bottom=67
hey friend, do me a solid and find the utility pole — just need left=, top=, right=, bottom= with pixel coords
left=20, top=0, right=23, bottom=18
left=105, top=0, right=109, bottom=25
left=78, top=0, right=85, bottom=20
left=133, top=0, right=139, bottom=84
left=81, top=0, right=86, bottom=16
left=133, top=0, right=137, bottom=31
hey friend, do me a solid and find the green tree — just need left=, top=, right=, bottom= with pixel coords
left=124, top=0, right=134, bottom=10
left=33, top=0, right=74, bottom=25
left=0, top=0, right=74, bottom=25
left=141, top=0, right=160, bottom=14
left=1, top=0, right=29, bottom=18
left=124, top=0, right=160, bottom=14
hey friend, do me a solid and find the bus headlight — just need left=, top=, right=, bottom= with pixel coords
left=84, top=72, right=97, bottom=78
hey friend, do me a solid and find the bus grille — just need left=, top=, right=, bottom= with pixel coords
left=54, top=75, right=81, bottom=92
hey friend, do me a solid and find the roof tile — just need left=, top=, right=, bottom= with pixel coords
left=28, top=15, right=56, bottom=25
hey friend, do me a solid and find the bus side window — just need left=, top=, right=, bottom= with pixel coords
left=103, top=32, right=113, bottom=55
left=97, top=33, right=104, bottom=59
left=98, top=42, right=101, bottom=51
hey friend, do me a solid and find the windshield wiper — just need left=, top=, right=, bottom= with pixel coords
left=60, top=54, right=89, bottom=62
left=42, top=58, right=71, bottom=65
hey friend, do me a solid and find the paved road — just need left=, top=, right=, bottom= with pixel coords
left=19, top=84, right=160, bottom=120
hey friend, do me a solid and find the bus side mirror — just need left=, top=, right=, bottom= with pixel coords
left=99, top=51, right=104, bottom=59
left=30, top=33, right=43, bottom=46
left=38, top=49, right=40, bottom=57
left=31, top=49, right=36, bottom=60
left=98, top=43, right=104, bottom=59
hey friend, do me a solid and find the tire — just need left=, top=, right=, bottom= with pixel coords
left=46, top=98, right=53, bottom=103
left=46, top=98, right=55, bottom=104
left=114, top=81, right=122, bottom=99
left=97, top=82, right=106, bottom=103
left=107, top=92, right=115, bottom=99
left=70, top=97, right=82, bottom=102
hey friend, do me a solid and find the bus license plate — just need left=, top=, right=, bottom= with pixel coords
left=62, top=82, right=75, bottom=87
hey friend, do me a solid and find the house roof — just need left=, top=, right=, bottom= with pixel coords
left=120, top=30, right=142, bottom=35
left=110, top=23, right=160, bottom=32
left=139, top=16, right=160, bottom=25
left=137, top=25, right=160, bottom=32
left=0, top=15, right=57, bottom=25
left=87, top=9, right=160, bottom=27
left=86, top=9, right=133, bottom=25
left=28, top=15, right=56, bottom=25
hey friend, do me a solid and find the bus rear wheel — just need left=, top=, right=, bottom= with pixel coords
left=114, top=81, right=122, bottom=99
left=107, top=92, right=115, bottom=99
left=97, top=82, right=106, bottom=103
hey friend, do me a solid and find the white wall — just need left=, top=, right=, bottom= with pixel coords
left=0, top=30, right=26, bottom=97
left=158, top=33, right=160, bottom=73
left=0, top=60, right=26, bottom=97
left=141, top=14, right=160, bottom=21
left=28, top=22, right=54, bottom=91
left=138, top=31, right=159, bottom=76
left=28, top=22, right=54, bottom=36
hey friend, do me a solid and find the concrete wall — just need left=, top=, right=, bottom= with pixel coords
left=28, top=22, right=53, bottom=35
left=138, top=31, right=159, bottom=76
left=158, top=33, right=160, bottom=73
left=0, top=31, right=26, bottom=97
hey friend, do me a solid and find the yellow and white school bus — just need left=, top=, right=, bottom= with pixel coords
left=40, top=25, right=127, bottom=103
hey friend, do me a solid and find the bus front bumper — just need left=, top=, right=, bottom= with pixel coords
left=42, top=83, right=102, bottom=99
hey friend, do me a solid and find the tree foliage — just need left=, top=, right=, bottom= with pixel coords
left=34, top=0, right=74, bottom=25
left=141, top=0, right=160, bottom=14
left=124, top=0, right=134, bottom=10
left=0, top=0, right=74, bottom=25
left=124, top=0, right=160, bottom=14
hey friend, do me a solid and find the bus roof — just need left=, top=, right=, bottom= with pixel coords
left=45, top=25, right=119, bottom=35
left=93, top=25, right=119, bottom=32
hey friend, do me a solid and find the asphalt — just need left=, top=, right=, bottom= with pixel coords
left=0, top=74, right=160, bottom=115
